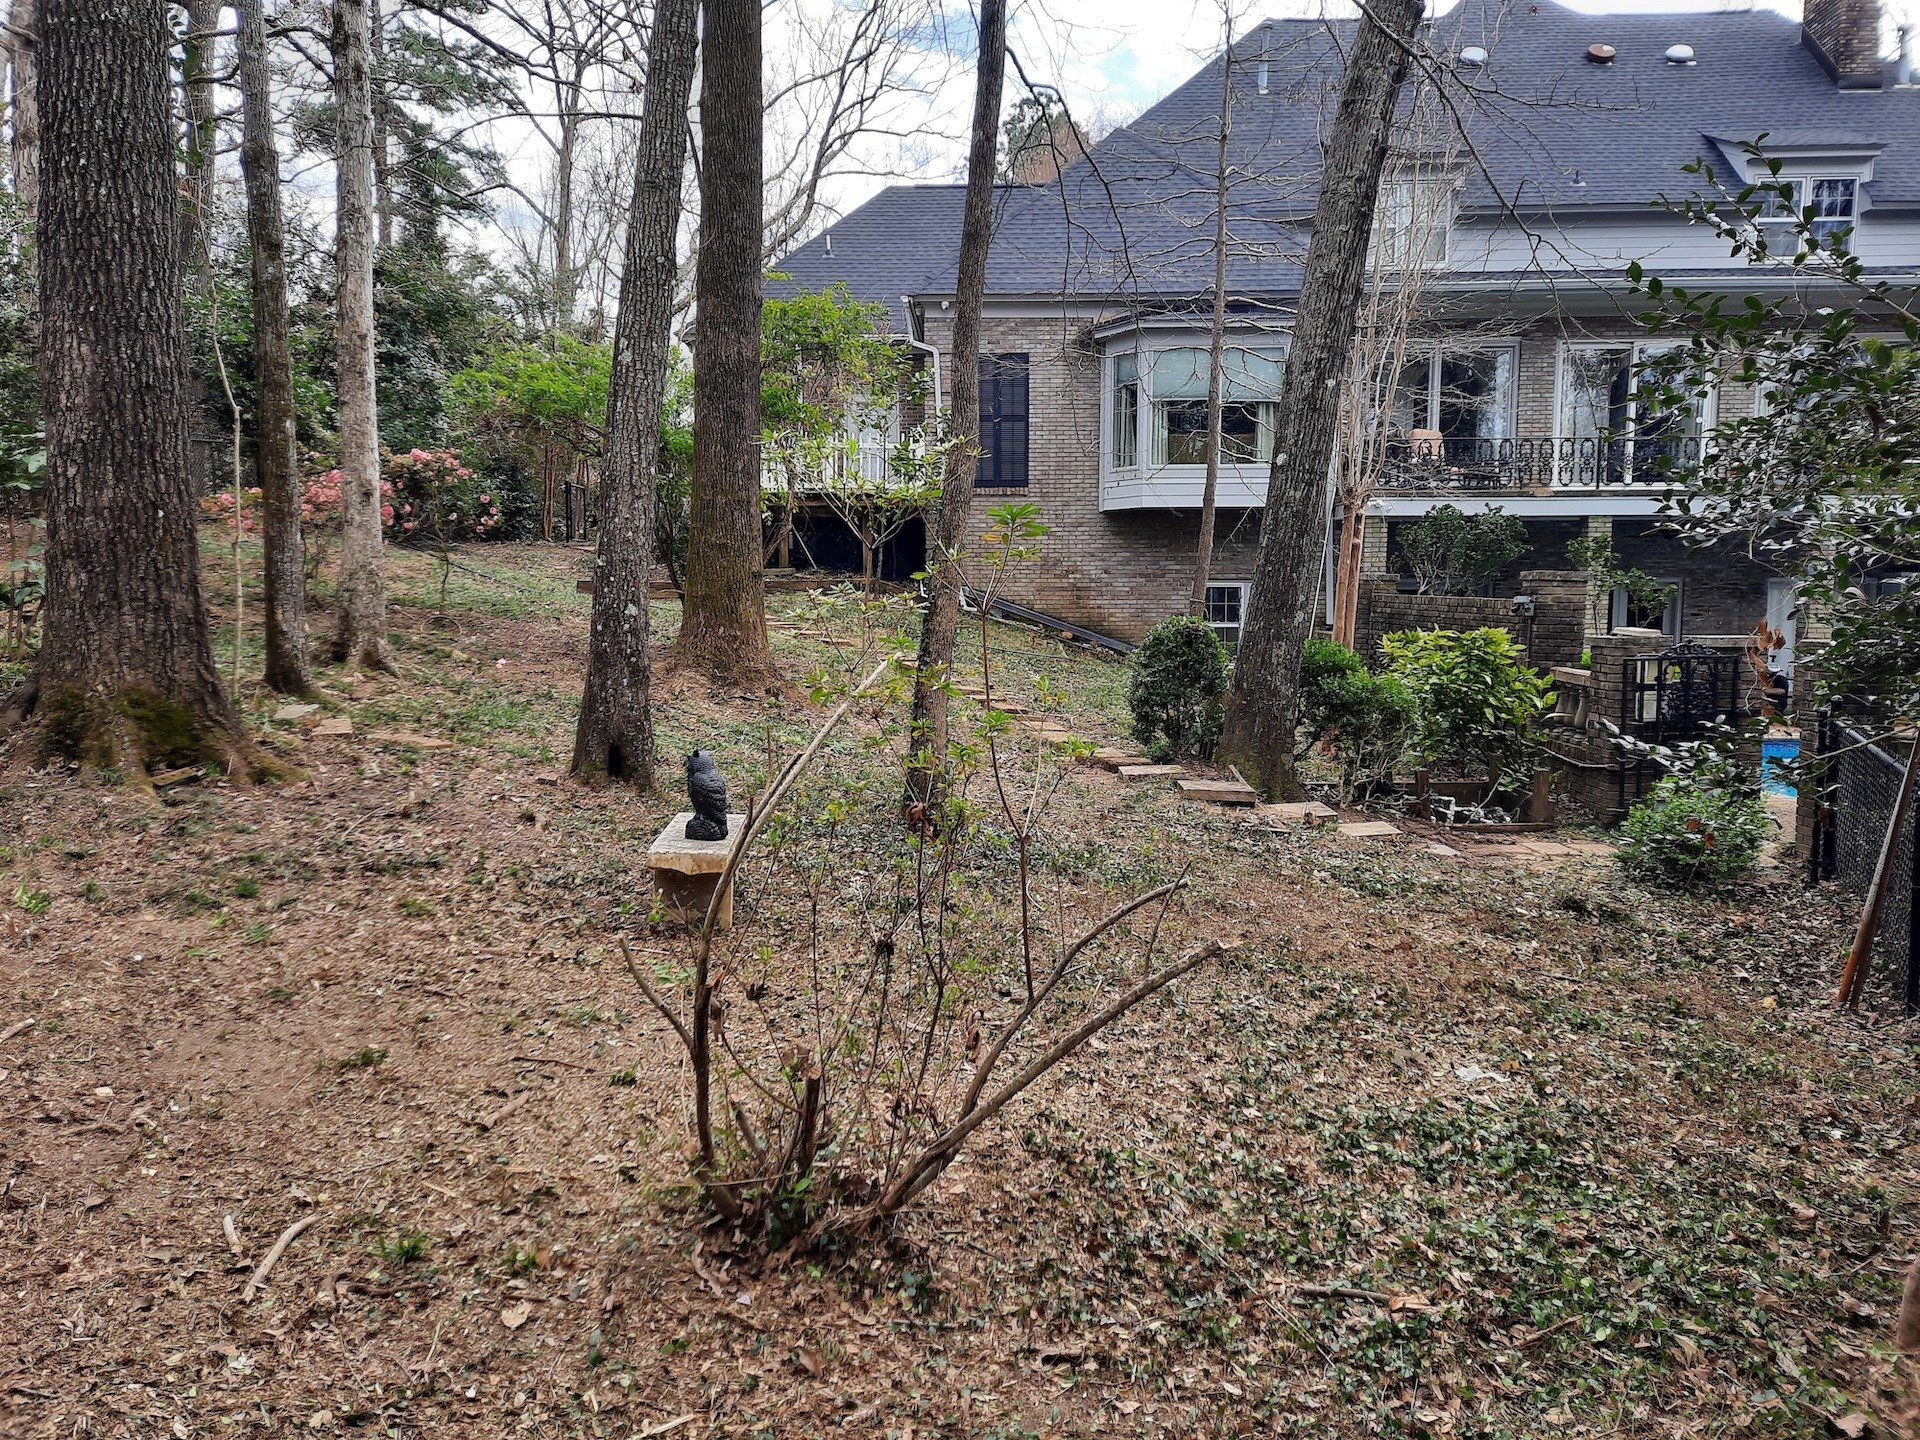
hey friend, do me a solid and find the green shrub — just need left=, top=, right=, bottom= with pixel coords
left=1295, top=636, right=1417, bottom=798
left=1128, top=616, right=1230, bottom=760
left=1398, top=503, right=1528, bottom=595
left=1618, top=777, right=1771, bottom=888
left=1382, top=627, right=1553, bottom=788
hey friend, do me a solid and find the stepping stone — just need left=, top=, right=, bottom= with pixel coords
left=272, top=703, right=319, bottom=724
left=1424, top=841, right=1465, bottom=858
left=1087, top=747, right=1151, bottom=770
left=1118, top=764, right=1185, bottom=781
left=312, top=717, right=355, bottom=738
left=368, top=729, right=455, bottom=750
left=1024, top=724, right=1080, bottom=745
left=1177, top=779, right=1259, bottom=806
left=1336, top=820, right=1402, bottom=841
left=1255, top=800, right=1338, bottom=828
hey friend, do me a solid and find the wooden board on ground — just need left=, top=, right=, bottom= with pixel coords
left=1118, top=764, right=1185, bottom=781
left=1336, top=820, right=1402, bottom=840
left=1255, top=800, right=1338, bottom=828
left=1177, top=779, right=1258, bottom=807
left=1087, top=747, right=1151, bottom=770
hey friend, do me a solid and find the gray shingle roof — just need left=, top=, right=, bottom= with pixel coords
left=765, top=184, right=969, bottom=332
left=769, top=0, right=1920, bottom=311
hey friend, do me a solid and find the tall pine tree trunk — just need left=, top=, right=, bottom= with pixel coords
left=571, top=0, right=698, bottom=784
left=673, top=0, right=772, bottom=683
left=8, top=0, right=251, bottom=778
left=330, top=0, right=391, bottom=671
left=903, top=0, right=1005, bottom=812
left=1216, top=0, right=1424, bottom=799
left=237, top=0, right=312, bottom=695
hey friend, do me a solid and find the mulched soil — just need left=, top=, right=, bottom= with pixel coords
left=4, top=542, right=1920, bottom=1439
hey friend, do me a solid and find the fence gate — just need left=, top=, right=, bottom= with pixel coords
left=1617, top=641, right=1745, bottom=807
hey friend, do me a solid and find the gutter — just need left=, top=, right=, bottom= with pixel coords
left=903, top=297, right=943, bottom=411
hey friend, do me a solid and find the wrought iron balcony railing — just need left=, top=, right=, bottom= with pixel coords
left=1376, top=434, right=1706, bottom=494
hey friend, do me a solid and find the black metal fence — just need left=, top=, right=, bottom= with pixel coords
left=1808, top=715, right=1918, bottom=1009
left=1379, top=433, right=1706, bottom=493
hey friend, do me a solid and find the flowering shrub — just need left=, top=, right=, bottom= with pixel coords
left=200, top=486, right=263, bottom=534
left=384, top=448, right=504, bottom=544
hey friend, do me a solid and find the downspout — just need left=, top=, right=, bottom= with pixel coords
left=903, top=296, right=944, bottom=411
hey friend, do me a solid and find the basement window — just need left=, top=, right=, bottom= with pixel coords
left=1204, top=581, right=1248, bottom=644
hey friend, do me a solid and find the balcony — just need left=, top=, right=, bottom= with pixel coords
left=1376, top=434, right=1706, bottom=495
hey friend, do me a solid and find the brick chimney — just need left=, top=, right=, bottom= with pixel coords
left=1803, top=0, right=1886, bottom=89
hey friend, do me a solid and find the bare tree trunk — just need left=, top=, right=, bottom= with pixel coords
left=1216, top=0, right=1425, bottom=799
left=673, top=0, right=773, bottom=682
left=1190, top=9, right=1235, bottom=616
left=330, top=0, right=391, bottom=671
left=550, top=77, right=579, bottom=328
left=570, top=0, right=697, bottom=784
left=9, top=0, right=253, bottom=777
left=1331, top=503, right=1366, bottom=647
left=236, top=0, right=311, bottom=695
left=369, top=0, right=391, bottom=247
left=903, top=0, right=1005, bottom=812
left=8, top=0, right=39, bottom=225
left=179, top=0, right=218, bottom=292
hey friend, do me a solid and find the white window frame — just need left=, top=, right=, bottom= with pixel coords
left=1203, top=580, right=1248, bottom=644
left=1102, top=338, right=1289, bottom=482
left=1555, top=340, right=1717, bottom=487
left=1387, top=341, right=1519, bottom=440
left=1609, top=576, right=1682, bottom=637
left=1369, top=174, right=1455, bottom=271
left=1756, top=174, right=1860, bottom=256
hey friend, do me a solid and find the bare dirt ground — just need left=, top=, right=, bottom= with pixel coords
left=3, top=542, right=1919, bottom=1439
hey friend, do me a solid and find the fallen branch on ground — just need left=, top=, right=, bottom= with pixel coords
left=242, top=1213, right=320, bottom=1303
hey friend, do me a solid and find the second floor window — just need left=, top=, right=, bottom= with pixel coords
left=1758, top=176, right=1858, bottom=254
left=1560, top=341, right=1713, bottom=485
left=1370, top=176, right=1453, bottom=270
left=1389, top=346, right=1515, bottom=445
left=978, top=353, right=1029, bottom=488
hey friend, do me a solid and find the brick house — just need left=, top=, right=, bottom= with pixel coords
left=769, top=0, right=1920, bottom=657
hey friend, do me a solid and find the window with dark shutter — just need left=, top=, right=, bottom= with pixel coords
left=977, top=353, right=1029, bottom=488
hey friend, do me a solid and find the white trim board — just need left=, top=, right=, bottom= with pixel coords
left=1366, top=495, right=1666, bottom=518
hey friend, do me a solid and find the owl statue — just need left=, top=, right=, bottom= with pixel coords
left=684, top=750, right=730, bottom=841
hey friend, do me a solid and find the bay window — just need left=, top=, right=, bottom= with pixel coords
left=1111, top=352, right=1139, bottom=468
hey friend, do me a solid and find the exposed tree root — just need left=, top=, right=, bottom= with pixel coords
left=4, top=680, right=285, bottom=788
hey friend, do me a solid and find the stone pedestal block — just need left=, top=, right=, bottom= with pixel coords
left=648, top=812, right=745, bottom=929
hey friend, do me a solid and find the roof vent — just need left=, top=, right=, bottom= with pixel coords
left=1665, top=42, right=1696, bottom=64
left=1458, top=44, right=1488, bottom=66
left=1586, top=42, right=1616, bottom=63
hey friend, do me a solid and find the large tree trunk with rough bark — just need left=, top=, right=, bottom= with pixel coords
left=570, top=0, right=697, bottom=785
left=179, top=0, right=218, bottom=291
left=330, top=0, right=391, bottom=671
left=6, top=0, right=251, bottom=778
left=1216, top=0, right=1425, bottom=799
left=236, top=0, right=312, bottom=695
left=673, top=0, right=772, bottom=682
left=903, top=0, right=1005, bottom=812
left=6, top=0, right=38, bottom=223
